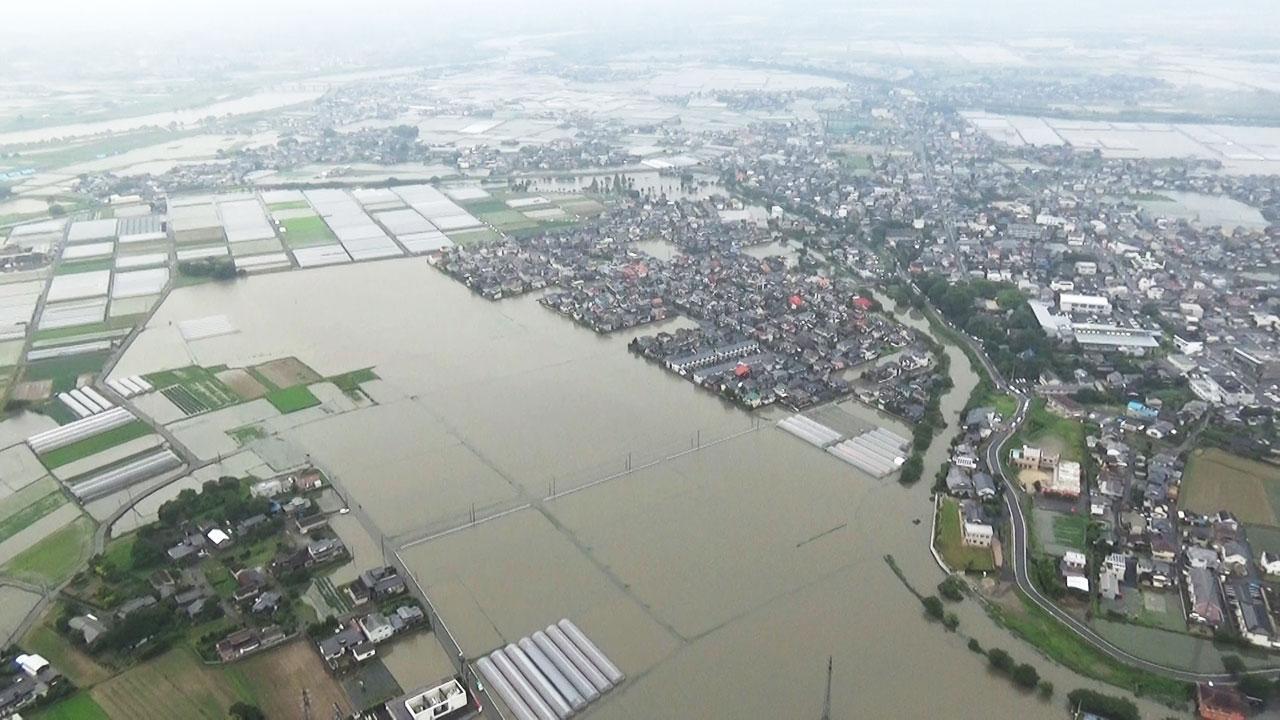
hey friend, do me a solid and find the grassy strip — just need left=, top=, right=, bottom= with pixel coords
left=267, top=200, right=311, bottom=211
left=266, top=385, right=320, bottom=414
left=985, top=591, right=1192, bottom=707
left=328, top=367, right=377, bottom=394
left=1, top=515, right=95, bottom=587
left=54, top=258, right=115, bottom=276
left=39, top=420, right=152, bottom=469
left=0, top=492, right=66, bottom=545
left=31, top=692, right=111, bottom=720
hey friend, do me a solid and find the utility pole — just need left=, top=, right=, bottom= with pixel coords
left=820, top=656, right=832, bottom=720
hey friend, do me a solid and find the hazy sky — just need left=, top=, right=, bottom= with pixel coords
left=6, top=0, right=1280, bottom=60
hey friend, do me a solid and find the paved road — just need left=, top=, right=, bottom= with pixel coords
left=924, top=298, right=1280, bottom=683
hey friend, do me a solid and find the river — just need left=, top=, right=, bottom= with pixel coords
left=111, top=259, right=1176, bottom=718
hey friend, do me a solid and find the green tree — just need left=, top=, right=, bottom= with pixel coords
left=230, top=702, right=266, bottom=720
left=1012, top=663, right=1039, bottom=688
left=921, top=595, right=944, bottom=621
left=1038, top=681, right=1054, bottom=700
left=1222, top=654, right=1245, bottom=676
left=988, top=648, right=1013, bottom=674
left=938, top=576, right=966, bottom=602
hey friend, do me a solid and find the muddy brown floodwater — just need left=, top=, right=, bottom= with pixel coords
left=113, top=258, right=1177, bottom=718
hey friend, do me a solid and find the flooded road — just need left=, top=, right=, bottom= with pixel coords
left=113, top=259, right=1176, bottom=718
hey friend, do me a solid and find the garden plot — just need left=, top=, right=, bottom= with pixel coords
left=111, top=268, right=168, bottom=299
left=62, top=242, right=114, bottom=261
left=215, top=367, right=269, bottom=400
left=39, top=299, right=107, bottom=330
left=46, top=271, right=110, bottom=303
left=115, top=252, right=168, bottom=271
left=66, top=218, right=118, bottom=245
left=293, top=244, right=351, bottom=267
left=254, top=357, right=321, bottom=388
left=0, top=281, right=42, bottom=337
left=146, top=365, right=241, bottom=416
left=175, top=245, right=228, bottom=262
left=279, top=215, right=337, bottom=248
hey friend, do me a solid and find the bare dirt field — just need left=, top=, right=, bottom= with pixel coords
left=254, top=357, right=321, bottom=388
left=215, top=368, right=268, bottom=400
left=9, top=379, right=52, bottom=402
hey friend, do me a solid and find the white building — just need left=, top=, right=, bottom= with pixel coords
left=960, top=502, right=993, bottom=548
left=400, top=678, right=469, bottom=719
left=1059, top=293, right=1112, bottom=316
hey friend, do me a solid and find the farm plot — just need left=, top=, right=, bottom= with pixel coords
left=0, top=477, right=67, bottom=546
left=253, top=357, right=320, bottom=388
left=215, top=368, right=269, bottom=400
left=146, top=366, right=240, bottom=416
left=280, top=215, right=336, bottom=247
left=265, top=385, right=320, bottom=414
left=89, top=648, right=252, bottom=720
left=1181, top=447, right=1280, bottom=528
left=38, top=420, right=152, bottom=469
left=0, top=514, right=94, bottom=586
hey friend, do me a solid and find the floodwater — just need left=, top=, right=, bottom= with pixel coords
left=1139, top=190, right=1269, bottom=230
left=0, top=90, right=322, bottom=147
left=111, top=260, right=1175, bottom=719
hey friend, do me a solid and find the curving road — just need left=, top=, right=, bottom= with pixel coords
left=929, top=302, right=1280, bottom=683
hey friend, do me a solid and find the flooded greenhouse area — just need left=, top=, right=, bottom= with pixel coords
left=109, top=259, right=1172, bottom=718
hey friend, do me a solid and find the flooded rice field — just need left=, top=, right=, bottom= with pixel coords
left=1138, top=190, right=1269, bottom=230
left=112, top=259, right=1170, bottom=718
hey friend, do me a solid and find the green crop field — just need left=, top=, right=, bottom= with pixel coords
left=54, top=258, right=115, bottom=276
left=280, top=215, right=335, bottom=246
left=0, top=491, right=66, bottom=545
left=1181, top=447, right=1280, bottom=528
left=39, top=421, right=152, bottom=469
left=266, top=385, right=320, bottom=414
left=147, top=365, right=240, bottom=416
left=267, top=200, right=311, bottom=211
left=1, top=515, right=94, bottom=587
left=31, top=692, right=110, bottom=720
left=329, top=367, right=378, bottom=394
left=22, top=353, right=111, bottom=394
left=1051, top=512, right=1088, bottom=550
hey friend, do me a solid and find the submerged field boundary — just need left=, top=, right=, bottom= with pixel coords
left=543, top=420, right=766, bottom=502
